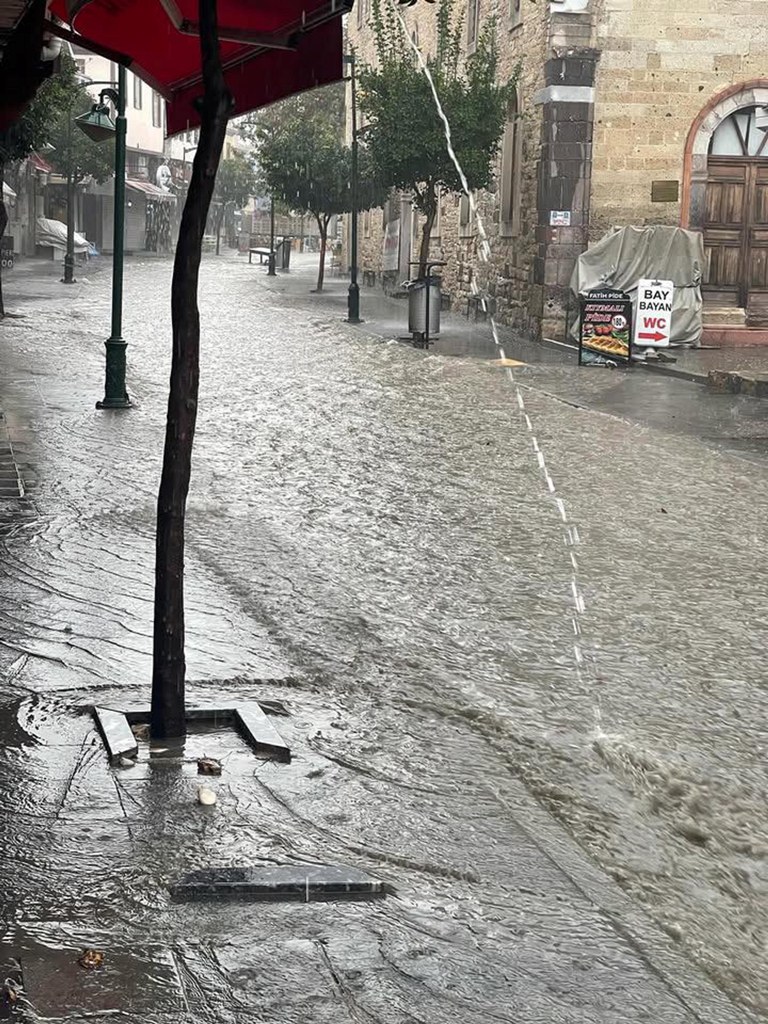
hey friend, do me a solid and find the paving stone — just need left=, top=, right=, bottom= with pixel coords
left=19, top=944, right=185, bottom=1016
left=93, top=707, right=138, bottom=764
left=234, top=703, right=291, bottom=763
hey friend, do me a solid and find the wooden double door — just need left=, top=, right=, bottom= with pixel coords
left=704, top=158, right=768, bottom=324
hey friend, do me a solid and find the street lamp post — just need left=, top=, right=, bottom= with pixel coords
left=62, top=110, right=76, bottom=284
left=268, top=194, right=276, bottom=276
left=76, top=66, right=131, bottom=409
left=343, top=53, right=361, bottom=324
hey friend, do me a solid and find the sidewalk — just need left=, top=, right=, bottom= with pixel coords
left=257, top=252, right=571, bottom=366
left=260, top=254, right=768, bottom=397
left=0, top=252, right=761, bottom=1022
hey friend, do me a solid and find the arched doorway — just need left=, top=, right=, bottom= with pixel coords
left=683, top=84, right=768, bottom=324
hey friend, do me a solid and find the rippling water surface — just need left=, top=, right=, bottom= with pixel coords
left=0, top=255, right=765, bottom=1019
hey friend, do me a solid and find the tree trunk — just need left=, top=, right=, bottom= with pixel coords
left=215, top=212, right=221, bottom=255
left=0, top=162, right=6, bottom=320
left=315, top=214, right=328, bottom=292
left=418, top=203, right=437, bottom=280
left=150, top=0, right=231, bottom=740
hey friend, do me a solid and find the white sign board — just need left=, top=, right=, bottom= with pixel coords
left=634, top=278, right=674, bottom=348
left=550, top=210, right=571, bottom=227
left=382, top=218, right=400, bottom=272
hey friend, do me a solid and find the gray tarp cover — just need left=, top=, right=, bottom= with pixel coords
left=570, top=225, right=704, bottom=347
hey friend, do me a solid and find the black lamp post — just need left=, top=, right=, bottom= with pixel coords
left=343, top=53, right=361, bottom=324
left=62, top=107, right=77, bottom=285
left=267, top=194, right=276, bottom=276
left=75, top=66, right=131, bottom=410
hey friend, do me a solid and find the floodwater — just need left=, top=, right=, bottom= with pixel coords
left=0, top=254, right=765, bottom=1021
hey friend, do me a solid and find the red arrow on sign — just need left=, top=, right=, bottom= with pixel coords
left=637, top=330, right=667, bottom=343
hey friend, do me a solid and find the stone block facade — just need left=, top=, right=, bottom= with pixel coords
left=347, top=0, right=768, bottom=340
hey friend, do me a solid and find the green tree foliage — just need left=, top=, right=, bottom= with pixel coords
left=358, top=0, right=514, bottom=276
left=45, top=62, right=115, bottom=186
left=245, top=83, right=384, bottom=291
left=212, top=152, right=257, bottom=253
left=0, top=53, right=113, bottom=316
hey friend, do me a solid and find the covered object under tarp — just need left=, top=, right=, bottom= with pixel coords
left=570, top=225, right=705, bottom=348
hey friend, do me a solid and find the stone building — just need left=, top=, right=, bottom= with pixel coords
left=347, top=0, right=768, bottom=343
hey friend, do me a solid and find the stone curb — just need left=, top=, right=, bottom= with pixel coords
left=707, top=368, right=768, bottom=397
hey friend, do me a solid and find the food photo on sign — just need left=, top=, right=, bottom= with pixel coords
left=578, top=288, right=633, bottom=366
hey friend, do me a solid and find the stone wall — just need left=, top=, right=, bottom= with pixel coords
left=346, top=0, right=549, bottom=335
left=591, top=0, right=768, bottom=239
left=348, top=0, right=768, bottom=342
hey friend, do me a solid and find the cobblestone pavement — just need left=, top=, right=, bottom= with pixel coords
left=0, top=252, right=764, bottom=1021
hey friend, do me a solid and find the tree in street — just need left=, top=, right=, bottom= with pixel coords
left=0, top=52, right=85, bottom=317
left=358, top=0, right=514, bottom=277
left=45, top=65, right=116, bottom=188
left=246, top=84, right=384, bottom=292
left=211, top=151, right=257, bottom=254
left=150, top=0, right=232, bottom=739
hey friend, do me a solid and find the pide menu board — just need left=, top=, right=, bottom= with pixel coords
left=578, top=288, right=633, bottom=364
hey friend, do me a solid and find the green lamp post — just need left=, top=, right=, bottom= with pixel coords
left=75, top=65, right=131, bottom=410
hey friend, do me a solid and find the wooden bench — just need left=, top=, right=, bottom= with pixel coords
left=249, top=247, right=273, bottom=265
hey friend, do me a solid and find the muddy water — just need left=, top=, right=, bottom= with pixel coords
left=0, top=255, right=765, bottom=1017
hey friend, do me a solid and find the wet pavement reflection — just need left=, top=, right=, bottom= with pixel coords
left=0, top=254, right=765, bottom=1021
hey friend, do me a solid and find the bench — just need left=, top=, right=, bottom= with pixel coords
left=249, top=247, right=273, bottom=265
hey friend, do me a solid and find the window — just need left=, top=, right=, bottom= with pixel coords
left=710, top=107, right=768, bottom=157
left=467, top=0, right=479, bottom=51
left=126, top=152, right=149, bottom=177
left=133, top=74, right=142, bottom=109
left=459, top=192, right=475, bottom=237
left=510, top=0, right=522, bottom=28
left=152, top=91, right=163, bottom=128
left=499, top=91, right=523, bottom=236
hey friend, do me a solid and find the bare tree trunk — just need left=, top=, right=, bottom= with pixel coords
left=315, top=214, right=328, bottom=292
left=0, top=162, right=6, bottom=320
left=150, top=0, right=231, bottom=740
left=418, top=205, right=436, bottom=280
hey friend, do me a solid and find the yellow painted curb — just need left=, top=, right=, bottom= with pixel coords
left=490, top=358, right=526, bottom=367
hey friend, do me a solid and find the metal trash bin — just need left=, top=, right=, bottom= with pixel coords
left=408, top=275, right=441, bottom=340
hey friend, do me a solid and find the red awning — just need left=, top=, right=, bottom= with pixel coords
left=29, top=151, right=54, bottom=173
left=48, top=0, right=348, bottom=136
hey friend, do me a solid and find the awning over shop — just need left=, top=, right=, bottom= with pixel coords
left=127, top=179, right=177, bottom=201
left=28, top=151, right=53, bottom=173
left=48, top=0, right=349, bottom=136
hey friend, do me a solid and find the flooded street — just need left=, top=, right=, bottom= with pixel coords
left=0, top=253, right=765, bottom=1021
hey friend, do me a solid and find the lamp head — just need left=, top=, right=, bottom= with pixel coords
left=75, top=103, right=116, bottom=142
